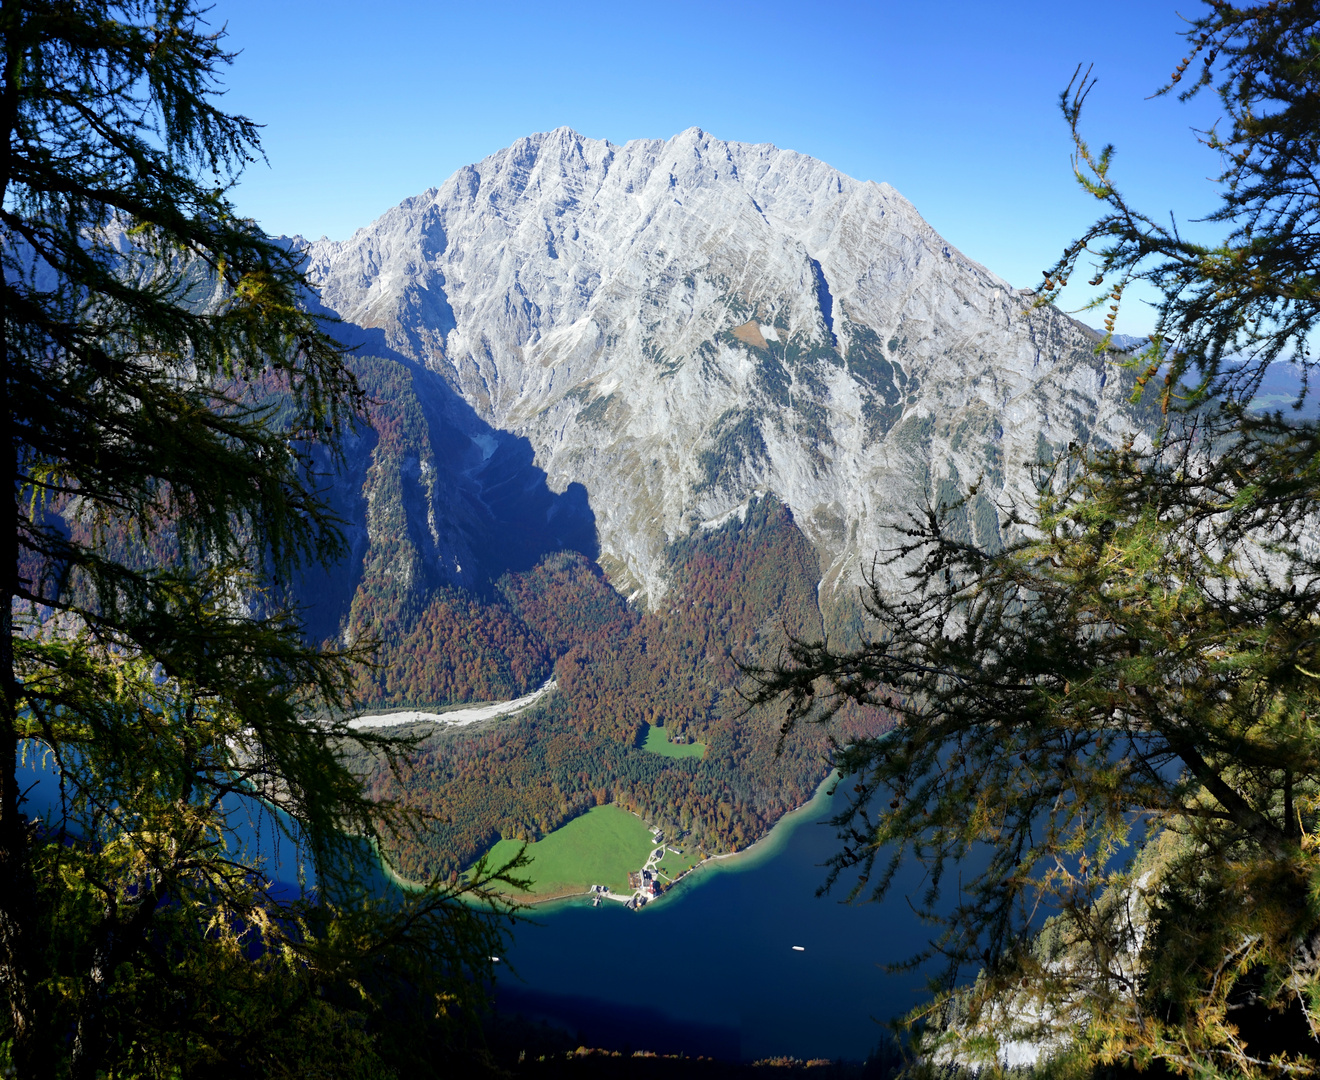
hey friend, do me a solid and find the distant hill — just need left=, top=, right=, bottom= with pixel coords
left=1108, top=332, right=1148, bottom=353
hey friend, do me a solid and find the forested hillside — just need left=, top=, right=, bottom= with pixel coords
left=354, top=496, right=890, bottom=881
left=326, top=354, right=581, bottom=706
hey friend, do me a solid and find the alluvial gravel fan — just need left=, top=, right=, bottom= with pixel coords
left=293, top=128, right=1146, bottom=878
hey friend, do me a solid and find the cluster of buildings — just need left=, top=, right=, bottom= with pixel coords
left=588, top=827, right=699, bottom=911
left=626, top=867, right=662, bottom=901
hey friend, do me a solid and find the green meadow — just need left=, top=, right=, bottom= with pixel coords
left=640, top=723, right=706, bottom=759
left=475, top=805, right=655, bottom=898
left=654, top=843, right=704, bottom=881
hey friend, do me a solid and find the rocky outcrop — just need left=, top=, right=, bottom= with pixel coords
left=299, top=127, right=1143, bottom=610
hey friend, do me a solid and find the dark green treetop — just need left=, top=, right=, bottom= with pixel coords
left=0, top=3, right=519, bottom=1077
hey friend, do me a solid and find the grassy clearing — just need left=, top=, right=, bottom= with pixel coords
left=640, top=723, right=706, bottom=759
left=654, top=843, right=705, bottom=881
left=473, top=805, right=655, bottom=897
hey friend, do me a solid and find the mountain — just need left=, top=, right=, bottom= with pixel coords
left=302, top=126, right=1139, bottom=611
left=290, top=129, right=1150, bottom=879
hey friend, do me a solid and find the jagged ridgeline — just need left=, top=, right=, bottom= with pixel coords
left=297, top=127, right=1145, bottom=870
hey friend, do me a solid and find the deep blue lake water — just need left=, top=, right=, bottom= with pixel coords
left=492, top=775, right=943, bottom=1063
left=21, top=750, right=950, bottom=1063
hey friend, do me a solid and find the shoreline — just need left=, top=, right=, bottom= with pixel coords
left=377, top=769, right=843, bottom=912
left=645, top=770, right=840, bottom=903
left=500, top=770, right=842, bottom=914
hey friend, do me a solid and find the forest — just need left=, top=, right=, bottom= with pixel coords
left=42, top=343, right=873, bottom=884
left=348, top=494, right=892, bottom=881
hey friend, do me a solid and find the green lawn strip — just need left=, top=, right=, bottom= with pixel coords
left=640, top=723, right=706, bottom=759
left=473, top=805, right=655, bottom=897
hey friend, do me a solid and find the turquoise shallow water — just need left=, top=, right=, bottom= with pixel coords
left=492, top=774, right=943, bottom=1062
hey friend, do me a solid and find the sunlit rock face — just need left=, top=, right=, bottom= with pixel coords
left=300, top=127, right=1138, bottom=609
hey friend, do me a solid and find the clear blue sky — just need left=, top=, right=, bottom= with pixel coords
left=216, top=1, right=1228, bottom=336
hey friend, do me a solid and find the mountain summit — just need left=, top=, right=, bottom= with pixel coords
left=302, top=126, right=1137, bottom=609
left=289, top=129, right=1152, bottom=878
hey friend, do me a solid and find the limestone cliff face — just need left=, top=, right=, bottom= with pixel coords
left=299, top=127, right=1139, bottom=608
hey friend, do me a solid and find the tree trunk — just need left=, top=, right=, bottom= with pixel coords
left=0, top=7, right=50, bottom=1077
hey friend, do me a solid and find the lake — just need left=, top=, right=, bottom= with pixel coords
left=492, top=774, right=944, bottom=1063
left=19, top=749, right=953, bottom=1062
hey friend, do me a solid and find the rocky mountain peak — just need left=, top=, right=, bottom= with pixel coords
left=300, top=129, right=1139, bottom=609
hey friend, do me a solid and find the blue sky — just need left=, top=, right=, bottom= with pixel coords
left=217, top=1, right=1228, bottom=336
